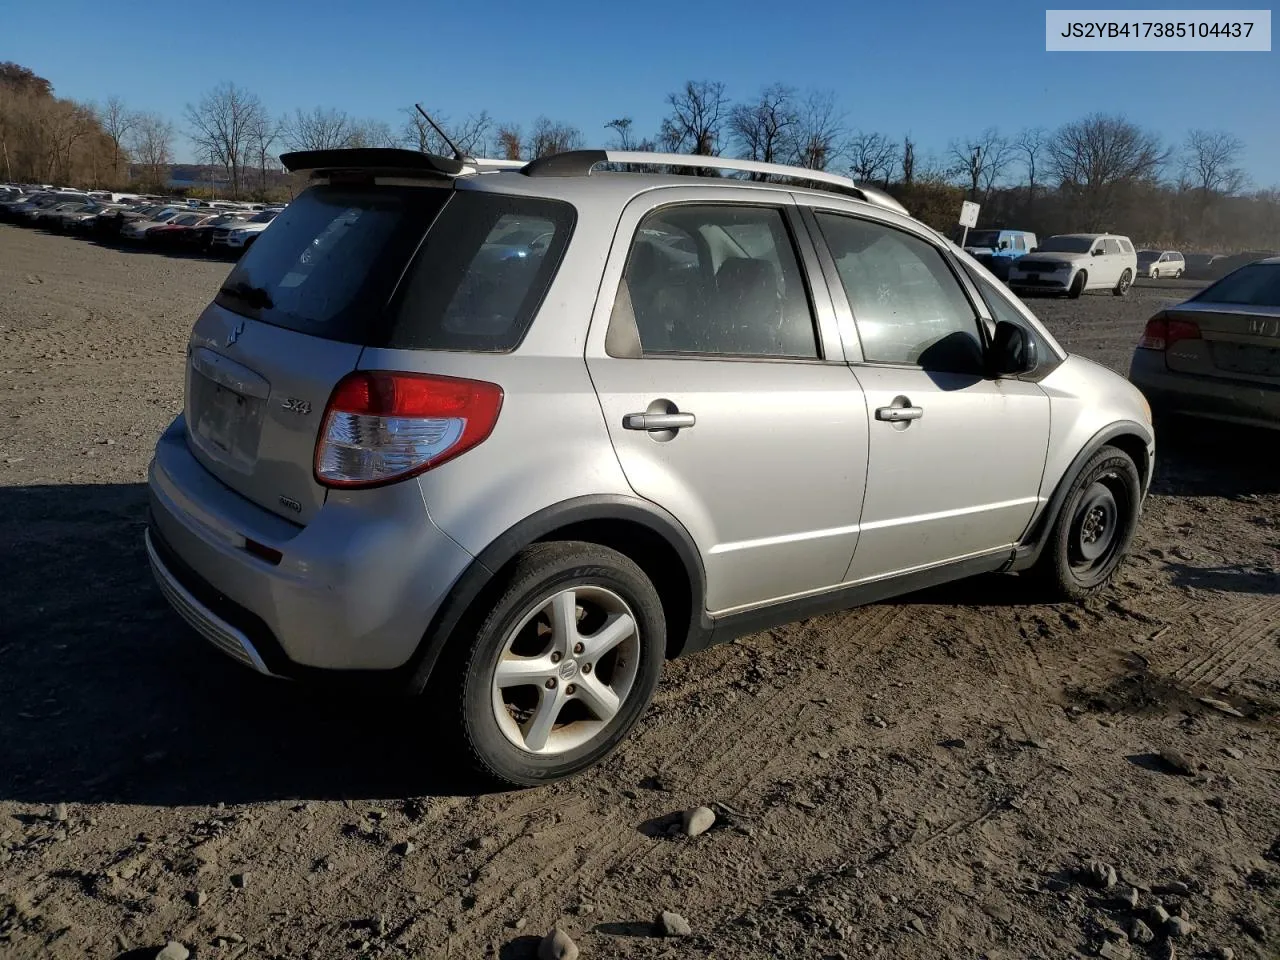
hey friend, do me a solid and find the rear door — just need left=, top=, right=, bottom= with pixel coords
left=800, top=201, right=1051, bottom=582
left=1163, top=263, right=1280, bottom=385
left=585, top=189, right=869, bottom=614
left=183, top=182, right=454, bottom=524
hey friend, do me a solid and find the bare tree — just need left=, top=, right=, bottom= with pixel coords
left=901, top=135, right=915, bottom=184
left=605, top=117, right=636, bottom=151
left=281, top=106, right=355, bottom=152
left=347, top=118, right=398, bottom=148
left=1182, top=129, right=1246, bottom=195
left=526, top=117, right=583, bottom=159
left=1046, top=114, right=1168, bottom=226
left=847, top=131, right=897, bottom=185
left=1014, top=126, right=1047, bottom=204
left=948, top=128, right=1010, bottom=200
left=452, top=111, right=492, bottom=156
left=402, top=108, right=492, bottom=157
left=100, top=96, right=135, bottom=184
left=129, top=112, right=174, bottom=187
left=728, top=84, right=795, bottom=178
left=496, top=124, right=522, bottom=161
left=185, top=82, right=266, bottom=198
left=246, top=111, right=280, bottom=195
left=788, top=90, right=843, bottom=171
left=659, top=80, right=728, bottom=156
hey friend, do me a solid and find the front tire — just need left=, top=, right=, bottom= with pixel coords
left=1031, top=446, right=1142, bottom=601
left=451, top=541, right=666, bottom=787
left=1150, top=268, right=1159, bottom=279
left=1113, top=269, right=1133, bottom=296
left=1067, top=271, right=1086, bottom=299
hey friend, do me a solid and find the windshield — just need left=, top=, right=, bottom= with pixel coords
left=1038, top=236, right=1095, bottom=253
left=1193, top=263, right=1280, bottom=307
left=248, top=210, right=278, bottom=223
left=964, top=231, right=1001, bottom=248
left=1137, top=251, right=1160, bottom=263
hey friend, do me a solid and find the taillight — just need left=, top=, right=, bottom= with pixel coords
left=314, top=371, right=504, bottom=488
left=1138, top=314, right=1201, bottom=351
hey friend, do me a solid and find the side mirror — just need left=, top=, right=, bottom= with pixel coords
left=1028, top=246, right=1038, bottom=253
left=991, top=320, right=1037, bottom=376
left=1092, top=248, right=1103, bottom=256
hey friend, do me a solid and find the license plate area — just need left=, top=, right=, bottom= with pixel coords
left=190, top=369, right=264, bottom=472
left=1211, top=341, right=1280, bottom=378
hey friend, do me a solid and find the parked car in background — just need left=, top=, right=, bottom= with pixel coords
left=963, top=228, right=1037, bottom=280
left=1129, top=256, right=1280, bottom=430
left=47, top=201, right=124, bottom=232
left=1007, top=233, right=1138, bottom=298
left=1137, top=250, right=1185, bottom=279
left=1183, top=253, right=1226, bottom=280
left=146, top=212, right=222, bottom=249
left=186, top=212, right=250, bottom=252
left=120, top=207, right=187, bottom=240
left=207, top=208, right=281, bottom=255
left=1209, top=250, right=1279, bottom=280
left=145, top=146, right=1155, bottom=786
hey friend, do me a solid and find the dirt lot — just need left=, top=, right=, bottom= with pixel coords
left=1, top=225, right=1277, bottom=960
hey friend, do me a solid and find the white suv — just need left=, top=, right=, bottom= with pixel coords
left=1008, top=233, right=1138, bottom=298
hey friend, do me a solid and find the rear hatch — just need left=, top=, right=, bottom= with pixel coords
left=183, top=182, right=454, bottom=523
left=1162, top=262, right=1280, bottom=385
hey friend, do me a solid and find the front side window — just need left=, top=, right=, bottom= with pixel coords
left=816, top=212, right=983, bottom=372
left=612, top=204, right=819, bottom=359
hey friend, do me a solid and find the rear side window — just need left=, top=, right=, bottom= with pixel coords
left=1103, top=238, right=1122, bottom=255
left=1193, top=263, right=1280, bottom=306
left=610, top=204, right=819, bottom=359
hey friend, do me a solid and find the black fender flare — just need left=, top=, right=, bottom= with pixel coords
left=1008, top=419, right=1153, bottom=572
left=404, top=495, right=708, bottom=693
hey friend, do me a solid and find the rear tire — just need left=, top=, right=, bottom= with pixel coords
left=1150, top=268, right=1159, bottom=279
left=448, top=541, right=666, bottom=787
left=1030, top=446, right=1142, bottom=602
left=1067, top=271, right=1086, bottom=299
left=1113, top=269, right=1133, bottom=296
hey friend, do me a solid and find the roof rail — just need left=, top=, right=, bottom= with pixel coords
left=519, top=150, right=909, bottom=215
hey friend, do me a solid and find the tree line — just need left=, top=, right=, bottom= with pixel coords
left=1, top=63, right=1276, bottom=251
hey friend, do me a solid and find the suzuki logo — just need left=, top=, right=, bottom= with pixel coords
left=225, top=321, right=245, bottom=347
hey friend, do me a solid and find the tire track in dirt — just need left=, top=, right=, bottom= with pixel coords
left=1171, top=596, right=1280, bottom=691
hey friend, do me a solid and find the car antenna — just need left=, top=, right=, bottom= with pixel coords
left=414, top=104, right=464, bottom=161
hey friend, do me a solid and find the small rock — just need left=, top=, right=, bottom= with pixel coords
left=1150, top=903, right=1170, bottom=925
left=1116, top=886, right=1140, bottom=909
left=1152, top=881, right=1190, bottom=897
left=1082, top=859, right=1118, bottom=889
left=1199, top=697, right=1245, bottom=718
left=681, top=806, right=716, bottom=838
left=816, top=750, right=831, bottom=760
left=982, top=761, right=998, bottom=776
left=1212, top=948, right=1234, bottom=960
left=574, top=902, right=594, bottom=916
left=538, top=927, right=578, bottom=960
left=1024, top=738, right=1052, bottom=750
left=1128, top=919, right=1155, bottom=944
left=188, top=890, right=207, bottom=908
left=52, top=803, right=68, bottom=822
left=395, top=841, right=415, bottom=856
left=1098, top=940, right=1132, bottom=959
left=230, top=872, right=248, bottom=889
left=156, top=943, right=190, bottom=960
left=1166, top=916, right=1193, bottom=938
left=1043, top=877, right=1071, bottom=892
left=940, top=738, right=967, bottom=749
left=658, top=910, right=692, bottom=937
left=1223, top=747, right=1244, bottom=760
left=907, top=917, right=926, bottom=935
left=1159, top=749, right=1195, bottom=775
left=867, top=715, right=888, bottom=729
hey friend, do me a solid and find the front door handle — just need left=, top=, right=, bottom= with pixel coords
left=623, top=412, right=696, bottom=431
left=875, top=403, right=923, bottom=423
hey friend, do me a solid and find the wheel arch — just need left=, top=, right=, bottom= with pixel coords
left=405, top=496, right=710, bottom=694
left=1008, top=420, right=1152, bottom=572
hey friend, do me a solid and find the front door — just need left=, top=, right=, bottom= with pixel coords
left=803, top=205, right=1051, bottom=582
left=586, top=193, right=869, bottom=614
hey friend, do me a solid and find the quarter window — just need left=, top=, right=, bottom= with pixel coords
left=815, top=213, right=983, bottom=372
left=611, top=205, right=819, bottom=358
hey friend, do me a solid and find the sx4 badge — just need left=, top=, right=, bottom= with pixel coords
left=280, top=397, right=312, bottom=415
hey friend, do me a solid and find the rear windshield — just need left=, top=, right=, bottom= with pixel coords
left=1192, top=263, right=1280, bottom=307
left=216, top=184, right=575, bottom=351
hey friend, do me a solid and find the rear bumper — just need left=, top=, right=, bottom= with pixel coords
left=1128, top=348, right=1280, bottom=430
left=146, top=415, right=477, bottom=673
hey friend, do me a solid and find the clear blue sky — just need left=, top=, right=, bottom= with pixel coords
left=6, top=0, right=1278, bottom=185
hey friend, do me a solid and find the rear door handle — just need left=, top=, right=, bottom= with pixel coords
left=875, top=405, right=923, bottom=422
left=623, top=412, right=696, bottom=431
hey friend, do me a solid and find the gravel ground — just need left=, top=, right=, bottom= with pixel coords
left=1, top=224, right=1277, bottom=960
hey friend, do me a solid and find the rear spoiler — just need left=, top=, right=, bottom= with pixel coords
left=280, top=148, right=465, bottom=180
left=280, top=148, right=523, bottom=181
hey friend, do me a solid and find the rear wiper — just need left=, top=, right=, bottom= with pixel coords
left=219, top=280, right=273, bottom=310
